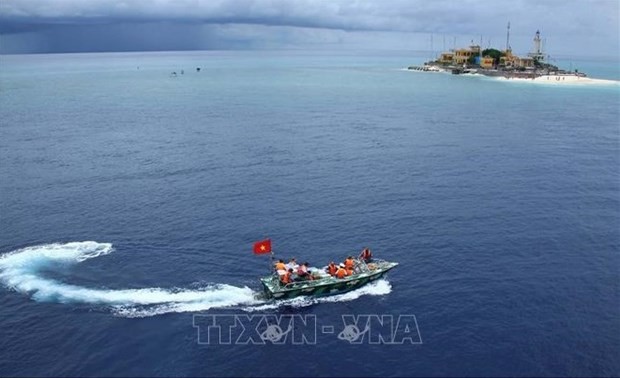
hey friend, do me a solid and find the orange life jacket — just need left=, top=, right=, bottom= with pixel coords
left=281, top=272, right=291, bottom=284
left=275, top=262, right=286, bottom=271
left=336, top=267, right=347, bottom=279
left=344, top=258, right=354, bottom=269
left=328, top=264, right=338, bottom=276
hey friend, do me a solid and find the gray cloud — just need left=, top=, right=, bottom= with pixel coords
left=0, top=0, right=618, bottom=55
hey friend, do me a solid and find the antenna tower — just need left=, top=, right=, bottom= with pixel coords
left=506, top=21, right=511, bottom=51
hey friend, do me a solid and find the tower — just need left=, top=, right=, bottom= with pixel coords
left=506, top=21, right=511, bottom=52
left=533, top=30, right=542, bottom=55
left=528, top=30, right=545, bottom=61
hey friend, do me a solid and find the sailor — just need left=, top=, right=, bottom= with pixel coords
left=327, top=261, right=338, bottom=276
left=336, top=263, right=348, bottom=279
left=296, top=262, right=311, bottom=280
left=346, top=265, right=354, bottom=276
left=280, top=268, right=293, bottom=285
left=275, top=259, right=287, bottom=273
left=344, top=256, right=355, bottom=270
left=359, top=247, right=373, bottom=263
left=286, top=258, right=299, bottom=271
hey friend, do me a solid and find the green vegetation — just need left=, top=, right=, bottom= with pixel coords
left=481, top=48, right=504, bottom=59
left=481, top=48, right=504, bottom=64
left=533, top=57, right=560, bottom=71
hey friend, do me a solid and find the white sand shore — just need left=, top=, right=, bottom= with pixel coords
left=403, top=67, right=619, bottom=86
left=492, top=75, right=620, bottom=86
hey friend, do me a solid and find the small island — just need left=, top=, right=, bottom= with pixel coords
left=409, top=27, right=590, bottom=83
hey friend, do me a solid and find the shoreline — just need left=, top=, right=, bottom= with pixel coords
left=406, top=66, right=620, bottom=86
left=487, top=74, right=620, bottom=86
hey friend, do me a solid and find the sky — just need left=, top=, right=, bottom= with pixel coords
left=0, top=0, right=618, bottom=57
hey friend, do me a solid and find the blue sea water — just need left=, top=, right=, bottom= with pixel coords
left=0, top=50, right=619, bottom=377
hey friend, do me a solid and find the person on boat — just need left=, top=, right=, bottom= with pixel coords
left=336, top=263, right=349, bottom=279
left=346, top=265, right=354, bottom=276
left=296, top=262, right=312, bottom=280
left=344, top=256, right=355, bottom=270
left=359, top=247, right=373, bottom=263
left=305, top=262, right=316, bottom=280
left=280, top=268, right=293, bottom=285
left=343, top=256, right=355, bottom=276
left=286, top=258, right=298, bottom=271
left=275, top=259, right=287, bottom=273
left=326, top=261, right=338, bottom=276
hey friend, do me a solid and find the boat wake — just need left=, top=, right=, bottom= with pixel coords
left=241, top=279, right=392, bottom=312
left=0, top=242, right=261, bottom=316
left=0, top=242, right=393, bottom=318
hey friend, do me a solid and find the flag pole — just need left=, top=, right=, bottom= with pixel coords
left=270, top=250, right=275, bottom=275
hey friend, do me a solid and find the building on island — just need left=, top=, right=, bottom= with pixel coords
left=479, top=56, right=495, bottom=69
left=500, top=50, right=535, bottom=69
left=527, top=30, right=545, bottom=62
left=453, top=44, right=481, bottom=65
left=421, top=29, right=546, bottom=70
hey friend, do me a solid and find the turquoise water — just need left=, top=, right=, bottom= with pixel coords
left=0, top=50, right=619, bottom=377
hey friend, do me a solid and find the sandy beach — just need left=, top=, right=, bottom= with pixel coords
left=492, top=74, right=620, bottom=86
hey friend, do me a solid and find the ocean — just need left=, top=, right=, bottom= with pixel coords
left=0, top=50, right=619, bottom=377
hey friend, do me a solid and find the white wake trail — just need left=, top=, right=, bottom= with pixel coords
left=0, top=242, right=261, bottom=315
left=242, top=279, right=392, bottom=312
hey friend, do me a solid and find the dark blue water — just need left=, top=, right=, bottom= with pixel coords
left=1, top=51, right=619, bottom=377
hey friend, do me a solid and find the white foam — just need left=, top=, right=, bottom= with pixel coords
left=0, top=242, right=260, bottom=315
left=243, top=279, right=392, bottom=312
left=112, top=288, right=264, bottom=318
left=0, top=242, right=393, bottom=318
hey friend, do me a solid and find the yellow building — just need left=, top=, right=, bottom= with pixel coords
left=453, top=45, right=481, bottom=65
left=438, top=52, right=454, bottom=64
left=480, top=56, right=495, bottom=69
left=434, top=44, right=534, bottom=69
left=500, top=50, right=535, bottom=68
left=500, top=49, right=515, bottom=67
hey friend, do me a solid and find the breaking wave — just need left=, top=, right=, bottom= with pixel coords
left=0, top=241, right=392, bottom=318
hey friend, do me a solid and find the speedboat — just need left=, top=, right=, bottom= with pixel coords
left=260, top=258, right=398, bottom=299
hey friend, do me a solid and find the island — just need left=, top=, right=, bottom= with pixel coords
left=409, top=27, right=591, bottom=83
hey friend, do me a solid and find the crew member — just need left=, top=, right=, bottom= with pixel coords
left=280, top=268, right=293, bottom=285
left=275, top=259, right=287, bottom=272
left=336, top=263, right=348, bottom=279
left=344, top=256, right=355, bottom=270
left=359, top=247, right=373, bottom=263
left=327, top=261, right=338, bottom=276
left=286, top=258, right=298, bottom=271
left=297, top=262, right=311, bottom=280
left=346, top=265, right=354, bottom=276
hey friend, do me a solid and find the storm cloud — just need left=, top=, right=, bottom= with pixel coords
left=0, top=0, right=618, bottom=55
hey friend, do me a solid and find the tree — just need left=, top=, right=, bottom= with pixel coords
left=481, top=48, right=504, bottom=65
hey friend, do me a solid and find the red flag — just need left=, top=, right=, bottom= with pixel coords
left=253, top=239, right=272, bottom=254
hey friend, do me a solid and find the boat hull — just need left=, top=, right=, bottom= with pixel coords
left=260, top=260, right=398, bottom=300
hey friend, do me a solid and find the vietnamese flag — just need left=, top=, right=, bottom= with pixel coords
left=253, top=239, right=272, bottom=254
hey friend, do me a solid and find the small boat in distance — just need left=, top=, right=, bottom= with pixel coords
left=260, top=258, right=398, bottom=299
